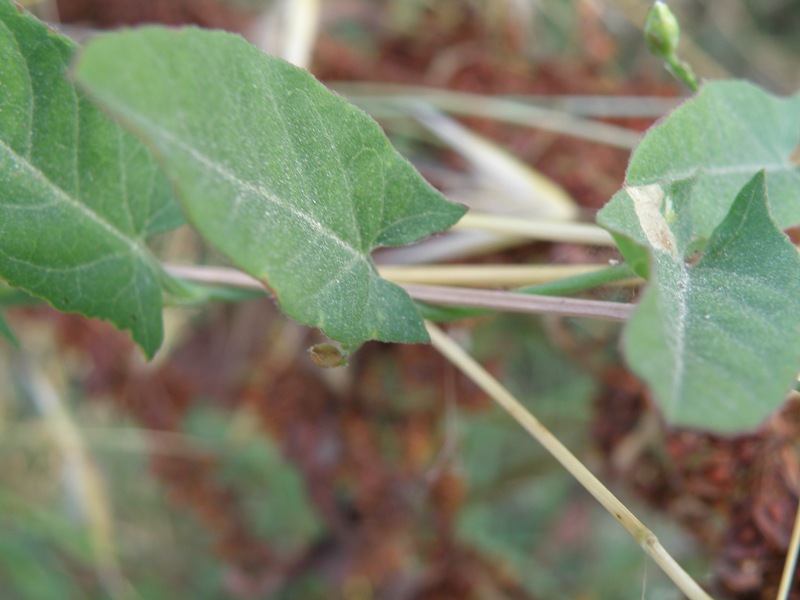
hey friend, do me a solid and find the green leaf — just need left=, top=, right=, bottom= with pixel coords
left=0, top=3, right=182, bottom=357
left=73, top=27, right=465, bottom=345
left=597, top=80, right=800, bottom=432
left=599, top=81, right=800, bottom=276
left=623, top=172, right=800, bottom=432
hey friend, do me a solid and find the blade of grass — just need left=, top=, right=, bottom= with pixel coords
left=378, top=264, right=610, bottom=288
left=329, top=83, right=681, bottom=118
left=15, top=353, right=138, bottom=600
left=454, top=211, right=616, bottom=246
left=332, top=83, right=644, bottom=149
left=424, top=321, right=713, bottom=600
left=250, top=0, right=320, bottom=68
left=516, top=263, right=638, bottom=295
left=409, top=103, right=578, bottom=220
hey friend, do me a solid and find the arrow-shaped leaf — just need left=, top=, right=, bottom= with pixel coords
left=0, top=2, right=182, bottom=357
left=598, top=81, right=800, bottom=432
left=599, top=81, right=800, bottom=278
left=73, top=27, right=466, bottom=345
left=624, top=172, right=800, bottom=432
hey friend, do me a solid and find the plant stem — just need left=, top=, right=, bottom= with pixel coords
left=777, top=497, right=800, bottom=599
left=413, top=263, right=638, bottom=322
left=424, top=321, right=713, bottom=600
left=665, top=54, right=700, bottom=92
left=407, top=284, right=633, bottom=321
left=163, top=263, right=637, bottom=322
left=164, top=264, right=260, bottom=289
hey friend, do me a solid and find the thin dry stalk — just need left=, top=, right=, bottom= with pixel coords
left=777, top=498, right=800, bottom=599
left=424, top=321, right=713, bottom=600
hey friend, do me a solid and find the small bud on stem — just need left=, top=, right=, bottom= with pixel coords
left=645, top=0, right=680, bottom=59
left=644, top=1, right=699, bottom=91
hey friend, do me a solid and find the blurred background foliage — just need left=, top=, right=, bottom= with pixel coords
left=3, top=0, right=800, bottom=598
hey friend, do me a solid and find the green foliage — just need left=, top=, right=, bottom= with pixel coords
left=0, top=493, right=95, bottom=599
left=599, top=82, right=800, bottom=431
left=0, top=394, right=323, bottom=599
left=0, top=2, right=183, bottom=357
left=183, top=407, right=323, bottom=554
left=2, top=1, right=799, bottom=597
left=624, top=173, right=800, bottom=431
left=3, top=2, right=800, bottom=434
left=72, top=27, right=465, bottom=346
left=599, top=81, right=800, bottom=278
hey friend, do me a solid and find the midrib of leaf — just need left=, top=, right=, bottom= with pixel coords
left=279, top=86, right=365, bottom=252
left=302, top=256, right=362, bottom=306
left=3, top=137, right=150, bottom=263
left=670, top=261, right=689, bottom=410
left=8, top=25, right=150, bottom=259
left=73, top=25, right=466, bottom=344
left=98, top=101, right=367, bottom=266
left=0, top=5, right=196, bottom=355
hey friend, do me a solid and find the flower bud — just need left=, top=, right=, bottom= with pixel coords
left=644, top=1, right=680, bottom=59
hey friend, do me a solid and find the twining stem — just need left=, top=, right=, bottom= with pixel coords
left=413, top=262, right=638, bottom=322
left=162, top=264, right=636, bottom=321
left=777, top=498, right=800, bottom=599
left=406, top=284, right=633, bottom=321
left=424, top=321, right=713, bottom=600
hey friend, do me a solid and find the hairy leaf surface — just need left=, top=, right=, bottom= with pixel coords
left=598, top=82, right=800, bottom=432
left=0, top=3, right=182, bottom=356
left=624, top=173, right=800, bottom=431
left=74, top=27, right=465, bottom=345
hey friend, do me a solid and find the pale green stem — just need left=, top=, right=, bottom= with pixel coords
left=664, top=52, right=699, bottom=92
left=425, top=321, right=714, bottom=600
